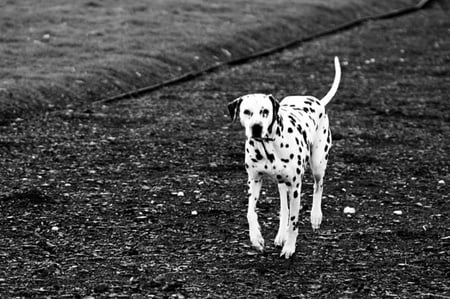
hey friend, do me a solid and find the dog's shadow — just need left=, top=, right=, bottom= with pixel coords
left=234, top=231, right=317, bottom=274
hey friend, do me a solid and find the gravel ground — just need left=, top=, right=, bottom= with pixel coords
left=0, top=2, right=449, bottom=298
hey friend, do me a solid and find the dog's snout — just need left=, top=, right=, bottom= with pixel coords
left=251, top=124, right=263, bottom=138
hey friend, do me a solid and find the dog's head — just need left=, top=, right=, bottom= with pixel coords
left=228, top=94, right=280, bottom=139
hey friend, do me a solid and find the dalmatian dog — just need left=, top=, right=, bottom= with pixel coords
left=228, top=57, right=341, bottom=258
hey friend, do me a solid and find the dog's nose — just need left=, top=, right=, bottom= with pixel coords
left=251, top=124, right=263, bottom=138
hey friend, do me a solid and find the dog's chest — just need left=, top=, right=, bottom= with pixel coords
left=245, top=108, right=315, bottom=181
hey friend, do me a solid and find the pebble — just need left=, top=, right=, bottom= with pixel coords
left=343, top=207, right=355, bottom=214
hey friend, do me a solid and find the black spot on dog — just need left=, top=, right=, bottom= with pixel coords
left=290, top=154, right=294, bottom=159
left=296, top=168, right=301, bottom=175
left=264, top=165, right=268, bottom=169
left=325, top=154, right=328, bottom=160
left=290, top=216, right=295, bottom=221
left=293, top=190, right=298, bottom=198
left=285, top=182, right=291, bottom=187
left=280, top=143, right=284, bottom=148
left=281, top=158, right=290, bottom=163
left=303, top=108, right=309, bottom=113
left=255, top=149, right=263, bottom=160
left=249, top=140, right=254, bottom=147
left=319, top=113, right=323, bottom=118
left=310, top=108, right=315, bottom=113
left=276, top=175, right=282, bottom=180
left=324, top=145, right=329, bottom=152
left=295, top=137, right=299, bottom=145
left=251, top=158, right=258, bottom=163
left=267, top=153, right=275, bottom=163
left=289, top=115, right=296, bottom=125
left=302, top=131, right=308, bottom=144
left=288, top=127, right=293, bottom=133
left=285, top=144, right=289, bottom=148
left=245, top=163, right=249, bottom=169
left=276, top=127, right=281, bottom=136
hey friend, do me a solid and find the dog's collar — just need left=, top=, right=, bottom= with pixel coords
left=251, top=136, right=275, bottom=163
left=252, top=137, right=275, bottom=142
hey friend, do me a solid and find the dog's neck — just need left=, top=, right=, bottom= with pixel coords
left=269, top=114, right=283, bottom=139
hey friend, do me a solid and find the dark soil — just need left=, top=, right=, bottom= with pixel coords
left=1, top=2, right=449, bottom=298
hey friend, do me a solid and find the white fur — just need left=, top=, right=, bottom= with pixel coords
left=229, top=57, right=341, bottom=258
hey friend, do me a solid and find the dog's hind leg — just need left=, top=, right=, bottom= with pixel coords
left=310, top=116, right=332, bottom=230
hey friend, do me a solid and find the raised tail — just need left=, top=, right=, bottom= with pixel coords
left=321, top=56, right=341, bottom=106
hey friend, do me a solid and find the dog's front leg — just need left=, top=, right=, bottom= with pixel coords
left=247, top=177, right=264, bottom=251
left=274, top=183, right=289, bottom=246
left=281, top=183, right=301, bottom=259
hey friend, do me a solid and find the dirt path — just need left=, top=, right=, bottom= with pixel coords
left=1, top=3, right=449, bottom=298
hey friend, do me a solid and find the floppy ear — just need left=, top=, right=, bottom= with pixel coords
left=227, top=97, right=242, bottom=121
left=268, top=94, right=280, bottom=120
left=268, top=95, right=280, bottom=132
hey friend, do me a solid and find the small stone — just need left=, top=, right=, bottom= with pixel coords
left=343, top=207, right=355, bottom=214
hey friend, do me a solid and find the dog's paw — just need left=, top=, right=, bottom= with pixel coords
left=250, top=230, right=265, bottom=251
left=280, top=240, right=296, bottom=259
left=310, top=209, right=323, bottom=230
left=274, top=230, right=287, bottom=247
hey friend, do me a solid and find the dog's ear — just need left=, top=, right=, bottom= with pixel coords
left=268, top=94, right=280, bottom=118
left=227, top=97, right=242, bottom=121
left=268, top=95, right=280, bottom=132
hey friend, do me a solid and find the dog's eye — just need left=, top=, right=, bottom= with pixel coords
left=243, top=109, right=251, bottom=116
left=261, top=109, right=270, bottom=117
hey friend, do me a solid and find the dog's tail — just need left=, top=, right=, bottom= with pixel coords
left=321, top=56, right=341, bottom=106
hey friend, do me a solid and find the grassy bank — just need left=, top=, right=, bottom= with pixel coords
left=0, top=0, right=417, bottom=119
